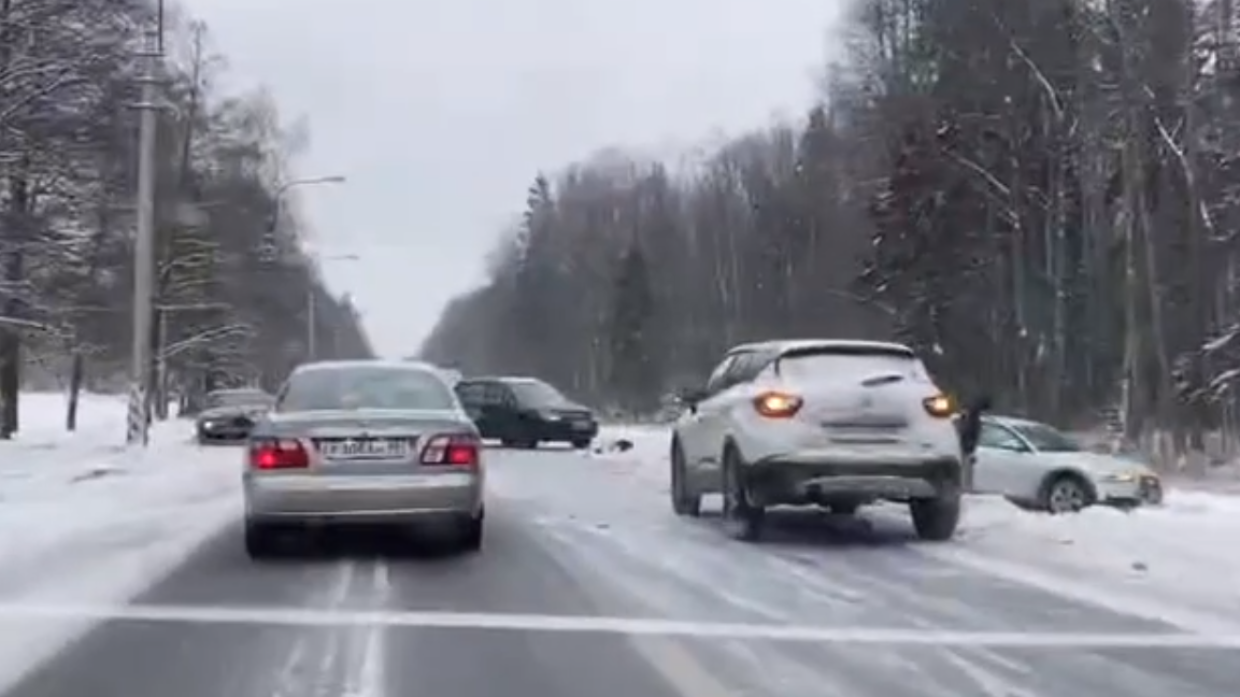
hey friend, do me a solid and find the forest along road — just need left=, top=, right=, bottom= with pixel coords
left=2, top=445, right=1238, bottom=697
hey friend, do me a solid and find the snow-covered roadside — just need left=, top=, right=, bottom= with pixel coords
left=588, top=424, right=1240, bottom=630
left=941, top=493, right=1240, bottom=631
left=0, top=392, right=131, bottom=491
left=0, top=417, right=238, bottom=585
left=588, top=424, right=672, bottom=490
left=0, top=392, right=208, bottom=495
left=0, top=392, right=241, bottom=693
left=0, top=393, right=238, bottom=572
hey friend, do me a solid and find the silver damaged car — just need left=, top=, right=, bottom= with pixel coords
left=242, top=360, right=485, bottom=558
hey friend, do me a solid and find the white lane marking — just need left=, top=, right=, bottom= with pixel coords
left=526, top=523, right=739, bottom=697
left=270, top=636, right=310, bottom=697
left=626, top=635, right=740, bottom=697
left=271, top=561, right=358, bottom=697
left=344, top=562, right=388, bottom=697
left=937, top=650, right=1043, bottom=697
left=1, top=602, right=1239, bottom=648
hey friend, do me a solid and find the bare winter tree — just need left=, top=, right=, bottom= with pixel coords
left=421, top=0, right=1240, bottom=471
left=0, top=0, right=373, bottom=436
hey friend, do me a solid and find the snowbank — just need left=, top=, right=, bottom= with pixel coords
left=0, top=392, right=129, bottom=481
left=590, top=424, right=1240, bottom=631
left=0, top=392, right=240, bottom=693
left=0, top=392, right=227, bottom=509
left=945, top=492, right=1240, bottom=631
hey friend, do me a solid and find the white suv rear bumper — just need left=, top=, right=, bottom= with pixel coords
left=741, top=451, right=962, bottom=504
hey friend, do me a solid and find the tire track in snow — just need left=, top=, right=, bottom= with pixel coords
left=520, top=510, right=943, bottom=697
left=263, top=557, right=390, bottom=697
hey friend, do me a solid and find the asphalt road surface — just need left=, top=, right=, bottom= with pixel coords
left=4, top=445, right=1239, bottom=697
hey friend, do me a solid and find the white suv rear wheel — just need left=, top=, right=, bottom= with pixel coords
left=721, top=446, right=765, bottom=541
left=909, top=483, right=961, bottom=541
left=670, top=440, right=702, bottom=517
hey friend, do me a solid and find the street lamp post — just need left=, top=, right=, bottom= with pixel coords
left=306, top=254, right=360, bottom=361
left=263, top=174, right=348, bottom=363
left=266, top=176, right=346, bottom=239
left=278, top=175, right=347, bottom=194
left=261, top=173, right=347, bottom=359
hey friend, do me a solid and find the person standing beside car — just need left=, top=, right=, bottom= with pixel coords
left=955, top=394, right=991, bottom=491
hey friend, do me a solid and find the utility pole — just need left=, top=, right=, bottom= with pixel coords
left=307, top=285, right=317, bottom=361
left=126, top=16, right=163, bottom=445
left=305, top=253, right=359, bottom=362
left=155, top=306, right=167, bottom=420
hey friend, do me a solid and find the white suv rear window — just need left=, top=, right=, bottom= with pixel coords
left=777, top=350, right=928, bottom=381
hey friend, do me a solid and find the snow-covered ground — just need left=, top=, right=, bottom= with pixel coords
left=0, top=392, right=240, bottom=692
left=589, top=424, right=1240, bottom=633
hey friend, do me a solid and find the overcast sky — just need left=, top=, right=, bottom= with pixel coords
left=182, top=0, right=848, bottom=357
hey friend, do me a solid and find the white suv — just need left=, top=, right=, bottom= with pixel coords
left=670, top=339, right=966, bottom=542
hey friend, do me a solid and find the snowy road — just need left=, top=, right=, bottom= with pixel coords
left=2, top=428, right=1240, bottom=696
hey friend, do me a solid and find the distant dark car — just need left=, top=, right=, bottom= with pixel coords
left=196, top=388, right=274, bottom=444
left=454, top=377, right=598, bottom=449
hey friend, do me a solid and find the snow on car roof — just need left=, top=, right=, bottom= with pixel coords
left=727, top=338, right=915, bottom=355
left=208, top=387, right=267, bottom=394
left=459, top=376, right=543, bottom=384
left=983, top=414, right=1048, bottom=429
left=294, top=359, right=440, bottom=374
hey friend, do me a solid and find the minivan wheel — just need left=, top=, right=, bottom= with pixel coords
left=721, top=445, right=764, bottom=541
left=670, top=439, right=701, bottom=517
left=909, top=483, right=961, bottom=542
left=571, top=439, right=591, bottom=449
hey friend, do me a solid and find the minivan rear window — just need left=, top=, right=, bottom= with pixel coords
left=507, top=380, right=570, bottom=407
left=205, top=390, right=272, bottom=409
left=279, top=366, right=456, bottom=412
left=775, top=347, right=928, bottom=381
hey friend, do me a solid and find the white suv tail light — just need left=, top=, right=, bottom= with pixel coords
left=922, top=394, right=954, bottom=418
left=752, top=391, right=803, bottom=418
